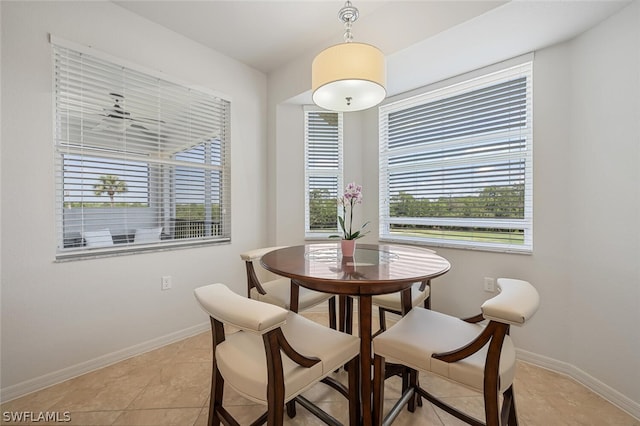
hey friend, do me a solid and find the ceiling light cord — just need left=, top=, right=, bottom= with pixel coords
left=338, top=1, right=359, bottom=43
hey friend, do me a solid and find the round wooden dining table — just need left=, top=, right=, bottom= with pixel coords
left=261, top=242, right=451, bottom=425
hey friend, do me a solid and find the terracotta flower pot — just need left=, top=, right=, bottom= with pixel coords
left=340, top=239, right=356, bottom=257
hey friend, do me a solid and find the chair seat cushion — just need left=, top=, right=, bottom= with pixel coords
left=373, top=307, right=515, bottom=392
left=216, top=312, right=360, bottom=404
left=249, top=277, right=333, bottom=310
left=372, top=282, right=430, bottom=311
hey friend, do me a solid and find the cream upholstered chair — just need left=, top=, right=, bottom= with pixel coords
left=373, top=278, right=540, bottom=426
left=339, top=282, right=432, bottom=336
left=241, top=247, right=338, bottom=329
left=371, top=247, right=436, bottom=334
left=372, top=279, right=431, bottom=334
left=194, top=283, right=361, bottom=426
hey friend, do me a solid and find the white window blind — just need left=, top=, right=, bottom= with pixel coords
left=53, top=41, right=231, bottom=259
left=379, top=61, right=533, bottom=253
left=304, top=109, right=343, bottom=238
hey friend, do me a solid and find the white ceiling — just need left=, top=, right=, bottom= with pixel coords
left=113, top=0, right=629, bottom=74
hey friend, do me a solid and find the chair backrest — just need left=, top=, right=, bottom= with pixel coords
left=194, top=283, right=288, bottom=334
left=240, top=246, right=289, bottom=296
left=239, top=246, right=289, bottom=262
left=481, top=278, right=540, bottom=326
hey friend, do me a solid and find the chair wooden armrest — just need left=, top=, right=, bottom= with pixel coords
left=241, top=246, right=288, bottom=296
left=432, top=321, right=509, bottom=363
left=266, top=327, right=320, bottom=368
left=244, top=257, right=269, bottom=295
left=462, top=313, right=485, bottom=323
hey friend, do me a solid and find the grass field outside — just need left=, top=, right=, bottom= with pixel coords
left=390, top=228, right=525, bottom=244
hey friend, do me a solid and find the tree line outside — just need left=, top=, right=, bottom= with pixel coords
left=66, top=174, right=221, bottom=221
left=65, top=202, right=222, bottom=221
left=310, top=184, right=524, bottom=232
left=82, top=175, right=524, bottom=240
left=389, top=184, right=524, bottom=220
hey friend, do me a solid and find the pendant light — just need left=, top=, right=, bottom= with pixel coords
left=312, top=1, right=386, bottom=112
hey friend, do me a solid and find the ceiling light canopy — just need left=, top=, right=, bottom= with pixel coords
left=312, top=1, right=386, bottom=112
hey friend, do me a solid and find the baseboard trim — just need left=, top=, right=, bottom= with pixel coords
left=0, top=322, right=210, bottom=404
left=517, top=349, right=640, bottom=420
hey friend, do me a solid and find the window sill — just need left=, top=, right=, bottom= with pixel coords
left=55, top=238, right=231, bottom=262
left=378, top=236, right=532, bottom=255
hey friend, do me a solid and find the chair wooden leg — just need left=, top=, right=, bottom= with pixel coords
left=348, top=355, right=361, bottom=426
left=373, top=355, right=385, bottom=426
left=482, top=324, right=507, bottom=426
left=264, top=331, right=286, bottom=426
left=501, top=385, right=518, bottom=426
left=209, top=317, right=226, bottom=426
left=339, top=296, right=345, bottom=332
left=286, top=400, right=296, bottom=418
left=378, top=307, right=387, bottom=332
left=416, top=376, right=423, bottom=407
left=407, top=368, right=418, bottom=413
left=266, top=394, right=285, bottom=424
left=340, top=296, right=353, bottom=335
left=409, top=367, right=423, bottom=408
left=484, top=383, right=500, bottom=426
left=509, top=393, right=518, bottom=426
left=423, top=295, right=431, bottom=310
left=328, top=296, right=337, bottom=330
left=290, top=281, right=300, bottom=313
left=209, top=365, right=224, bottom=426
left=347, top=296, right=354, bottom=335
left=401, top=367, right=409, bottom=408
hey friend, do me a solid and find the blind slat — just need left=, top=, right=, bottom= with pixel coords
left=379, top=62, right=533, bottom=252
left=54, top=43, right=231, bottom=257
left=305, top=110, right=343, bottom=235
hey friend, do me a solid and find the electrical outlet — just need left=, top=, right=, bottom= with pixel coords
left=161, top=276, right=172, bottom=290
left=483, top=277, right=495, bottom=292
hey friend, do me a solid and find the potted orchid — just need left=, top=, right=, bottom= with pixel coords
left=330, top=182, right=369, bottom=256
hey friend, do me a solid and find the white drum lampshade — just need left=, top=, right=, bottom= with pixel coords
left=311, top=1, right=386, bottom=112
left=312, top=42, right=386, bottom=112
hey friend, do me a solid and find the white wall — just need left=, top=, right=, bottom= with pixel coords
left=273, top=103, right=305, bottom=245
left=0, top=1, right=267, bottom=398
left=568, top=0, right=640, bottom=404
left=267, top=0, right=639, bottom=415
left=266, top=49, right=315, bottom=245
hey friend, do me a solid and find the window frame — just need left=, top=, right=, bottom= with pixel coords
left=52, top=36, right=231, bottom=260
left=303, top=108, right=344, bottom=239
left=379, top=57, right=533, bottom=253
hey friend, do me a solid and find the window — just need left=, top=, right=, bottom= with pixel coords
left=379, top=60, right=533, bottom=253
left=304, top=109, right=343, bottom=238
left=53, top=39, right=231, bottom=259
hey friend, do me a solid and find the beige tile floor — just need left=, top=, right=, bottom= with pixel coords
left=2, top=311, right=638, bottom=426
